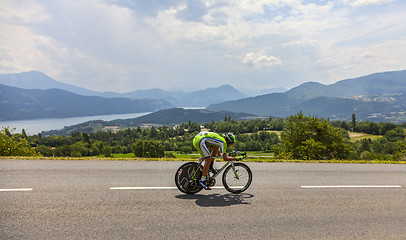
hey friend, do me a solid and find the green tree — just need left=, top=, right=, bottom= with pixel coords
left=280, top=113, right=352, bottom=160
left=102, top=145, right=112, bottom=157
left=148, top=127, right=158, bottom=139
left=357, top=138, right=372, bottom=154
left=180, top=146, right=193, bottom=154
left=82, top=132, right=90, bottom=144
left=351, top=113, right=356, bottom=131
left=188, top=122, right=201, bottom=133
left=133, top=140, right=164, bottom=158
left=0, top=127, right=37, bottom=156
left=21, top=129, right=28, bottom=139
left=70, top=141, right=89, bottom=157
left=36, top=145, right=54, bottom=157
left=384, top=128, right=404, bottom=142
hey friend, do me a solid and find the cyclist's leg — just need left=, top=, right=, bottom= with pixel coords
left=199, top=156, right=213, bottom=190
left=193, top=138, right=213, bottom=190
left=202, top=156, right=213, bottom=178
left=193, top=138, right=211, bottom=173
left=208, top=146, right=220, bottom=173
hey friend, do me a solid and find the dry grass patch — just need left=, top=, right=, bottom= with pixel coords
left=349, top=132, right=382, bottom=142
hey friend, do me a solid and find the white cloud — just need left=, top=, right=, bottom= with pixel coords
left=0, top=0, right=50, bottom=24
left=0, top=0, right=405, bottom=91
left=243, top=52, right=282, bottom=68
left=343, top=0, right=395, bottom=7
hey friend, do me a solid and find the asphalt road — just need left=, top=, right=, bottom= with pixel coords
left=1, top=159, right=406, bottom=239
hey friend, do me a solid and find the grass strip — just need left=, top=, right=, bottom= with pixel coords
left=1, top=156, right=405, bottom=164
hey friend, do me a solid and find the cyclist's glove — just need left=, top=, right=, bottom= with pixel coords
left=237, top=156, right=244, bottom=161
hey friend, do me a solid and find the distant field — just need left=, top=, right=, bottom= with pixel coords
left=348, top=132, right=382, bottom=142
left=253, top=130, right=381, bottom=143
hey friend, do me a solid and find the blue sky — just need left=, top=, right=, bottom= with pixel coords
left=0, top=0, right=405, bottom=93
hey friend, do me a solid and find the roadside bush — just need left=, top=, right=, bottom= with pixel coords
left=36, top=145, right=54, bottom=157
left=133, top=140, right=164, bottom=158
left=279, top=113, right=353, bottom=160
left=102, top=146, right=112, bottom=157
left=0, top=127, right=37, bottom=156
left=165, top=152, right=176, bottom=158
left=180, top=146, right=193, bottom=154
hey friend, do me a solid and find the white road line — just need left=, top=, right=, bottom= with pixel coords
left=301, top=185, right=402, bottom=189
left=110, top=187, right=177, bottom=190
left=110, top=186, right=226, bottom=190
left=0, top=188, right=33, bottom=192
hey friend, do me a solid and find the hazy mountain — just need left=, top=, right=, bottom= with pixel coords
left=207, top=93, right=404, bottom=121
left=0, top=70, right=100, bottom=96
left=3, top=69, right=406, bottom=123
left=289, top=96, right=398, bottom=120
left=207, top=93, right=300, bottom=117
left=99, top=88, right=183, bottom=100
left=101, top=84, right=245, bottom=107
left=0, top=71, right=246, bottom=107
left=242, top=87, right=287, bottom=97
left=286, top=70, right=406, bottom=100
left=0, top=84, right=175, bottom=121
left=206, top=70, right=406, bottom=121
left=183, top=84, right=245, bottom=107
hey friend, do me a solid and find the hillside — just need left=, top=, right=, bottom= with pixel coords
left=2, top=69, right=406, bottom=122
left=289, top=96, right=397, bottom=120
left=286, top=70, right=406, bottom=100
left=207, top=93, right=405, bottom=121
left=41, top=108, right=256, bottom=136
left=207, top=70, right=406, bottom=122
left=104, top=84, right=246, bottom=107
left=0, top=84, right=175, bottom=121
left=0, top=70, right=100, bottom=96
left=113, top=108, right=256, bottom=125
left=0, top=71, right=246, bottom=107
left=207, top=93, right=300, bottom=117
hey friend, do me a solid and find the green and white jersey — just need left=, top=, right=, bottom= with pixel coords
left=193, top=132, right=227, bottom=157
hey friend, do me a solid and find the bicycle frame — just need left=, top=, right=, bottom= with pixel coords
left=175, top=150, right=251, bottom=194
left=192, top=156, right=239, bottom=180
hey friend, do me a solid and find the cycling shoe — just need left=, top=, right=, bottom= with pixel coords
left=199, top=180, right=211, bottom=190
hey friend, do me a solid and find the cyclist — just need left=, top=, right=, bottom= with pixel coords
left=192, top=132, right=242, bottom=190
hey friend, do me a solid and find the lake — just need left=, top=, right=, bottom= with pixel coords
left=0, top=112, right=150, bottom=135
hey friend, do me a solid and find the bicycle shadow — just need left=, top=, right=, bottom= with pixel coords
left=175, top=193, right=254, bottom=207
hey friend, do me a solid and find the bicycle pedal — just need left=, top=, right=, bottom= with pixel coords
left=207, top=177, right=216, bottom=187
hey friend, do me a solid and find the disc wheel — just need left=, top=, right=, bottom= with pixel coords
left=175, top=162, right=203, bottom=194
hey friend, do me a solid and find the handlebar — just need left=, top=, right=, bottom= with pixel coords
left=228, top=150, right=247, bottom=157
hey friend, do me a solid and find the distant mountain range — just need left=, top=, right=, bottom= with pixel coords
left=0, top=71, right=101, bottom=96
left=95, top=84, right=246, bottom=107
left=207, top=70, right=406, bottom=122
left=285, top=70, right=406, bottom=100
left=0, top=71, right=247, bottom=120
left=0, top=84, right=175, bottom=121
left=0, top=70, right=246, bottom=107
left=1, top=69, right=406, bottom=122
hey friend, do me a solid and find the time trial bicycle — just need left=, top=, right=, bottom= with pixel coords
left=175, top=151, right=252, bottom=194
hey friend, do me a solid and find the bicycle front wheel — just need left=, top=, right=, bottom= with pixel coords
left=222, top=162, right=252, bottom=193
left=175, top=162, right=203, bottom=194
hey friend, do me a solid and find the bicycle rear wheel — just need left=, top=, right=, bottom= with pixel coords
left=222, top=162, right=252, bottom=193
left=175, top=162, right=203, bottom=194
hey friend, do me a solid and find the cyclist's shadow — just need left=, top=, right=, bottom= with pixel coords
left=176, top=193, right=254, bottom=207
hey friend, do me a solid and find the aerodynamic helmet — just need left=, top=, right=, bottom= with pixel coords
left=222, top=133, right=236, bottom=144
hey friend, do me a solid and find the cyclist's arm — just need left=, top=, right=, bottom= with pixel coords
left=222, top=153, right=239, bottom=161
